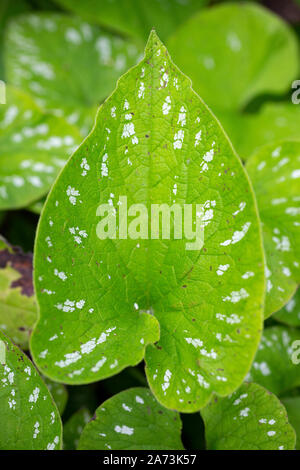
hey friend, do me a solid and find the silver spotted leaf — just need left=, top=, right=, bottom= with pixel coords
left=5, top=13, right=142, bottom=135
left=201, top=382, right=296, bottom=450
left=31, top=31, right=264, bottom=412
left=0, top=87, right=80, bottom=210
left=247, top=325, right=300, bottom=396
left=246, top=140, right=300, bottom=317
left=0, top=330, right=62, bottom=450
left=78, top=388, right=183, bottom=450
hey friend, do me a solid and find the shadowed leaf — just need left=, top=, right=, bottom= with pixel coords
left=201, top=382, right=296, bottom=450
left=63, top=407, right=91, bottom=450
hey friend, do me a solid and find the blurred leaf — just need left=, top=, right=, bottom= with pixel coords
left=0, top=330, right=62, bottom=450
left=247, top=326, right=300, bottom=396
left=168, top=3, right=299, bottom=111
left=5, top=13, right=142, bottom=134
left=0, top=87, right=80, bottom=210
left=63, top=407, right=91, bottom=450
left=78, top=388, right=183, bottom=450
left=27, top=197, right=46, bottom=215
left=0, top=0, right=30, bottom=78
left=246, top=141, right=300, bottom=317
left=201, top=382, right=296, bottom=450
left=54, top=0, right=209, bottom=42
left=30, top=31, right=264, bottom=412
left=29, top=0, right=59, bottom=10
left=44, top=377, right=68, bottom=415
left=281, top=396, right=300, bottom=450
left=274, top=289, right=300, bottom=327
left=0, top=236, right=36, bottom=349
left=220, top=103, right=300, bottom=160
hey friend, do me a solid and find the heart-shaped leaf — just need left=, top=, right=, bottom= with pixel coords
left=63, top=407, right=92, bottom=450
left=0, top=236, right=36, bottom=349
left=281, top=396, right=300, bottom=450
left=167, top=3, right=299, bottom=112
left=31, top=31, right=264, bottom=412
left=0, top=87, right=81, bottom=210
left=247, top=326, right=300, bottom=396
left=274, top=289, right=300, bottom=327
left=54, top=0, right=209, bottom=42
left=246, top=141, right=300, bottom=317
left=5, top=13, right=142, bottom=135
left=0, top=330, right=62, bottom=450
left=78, top=388, right=183, bottom=450
left=201, top=382, right=296, bottom=450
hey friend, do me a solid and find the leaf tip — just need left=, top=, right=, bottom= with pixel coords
left=145, top=28, right=164, bottom=53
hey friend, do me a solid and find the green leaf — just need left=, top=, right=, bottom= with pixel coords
left=63, top=407, right=91, bottom=450
left=54, top=0, right=209, bottom=42
left=0, top=330, right=62, bottom=450
left=0, top=0, right=30, bottom=78
left=0, top=87, right=81, bottom=210
left=201, top=382, right=296, bottom=450
left=31, top=31, right=264, bottom=412
left=219, top=103, right=300, bottom=161
left=274, top=289, right=300, bottom=327
left=44, top=377, right=68, bottom=415
left=247, top=326, right=300, bottom=396
left=167, top=3, right=299, bottom=112
left=0, top=236, right=36, bottom=349
left=5, top=13, right=142, bottom=135
left=281, top=396, right=300, bottom=450
left=78, top=388, right=183, bottom=450
left=246, top=140, right=300, bottom=317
